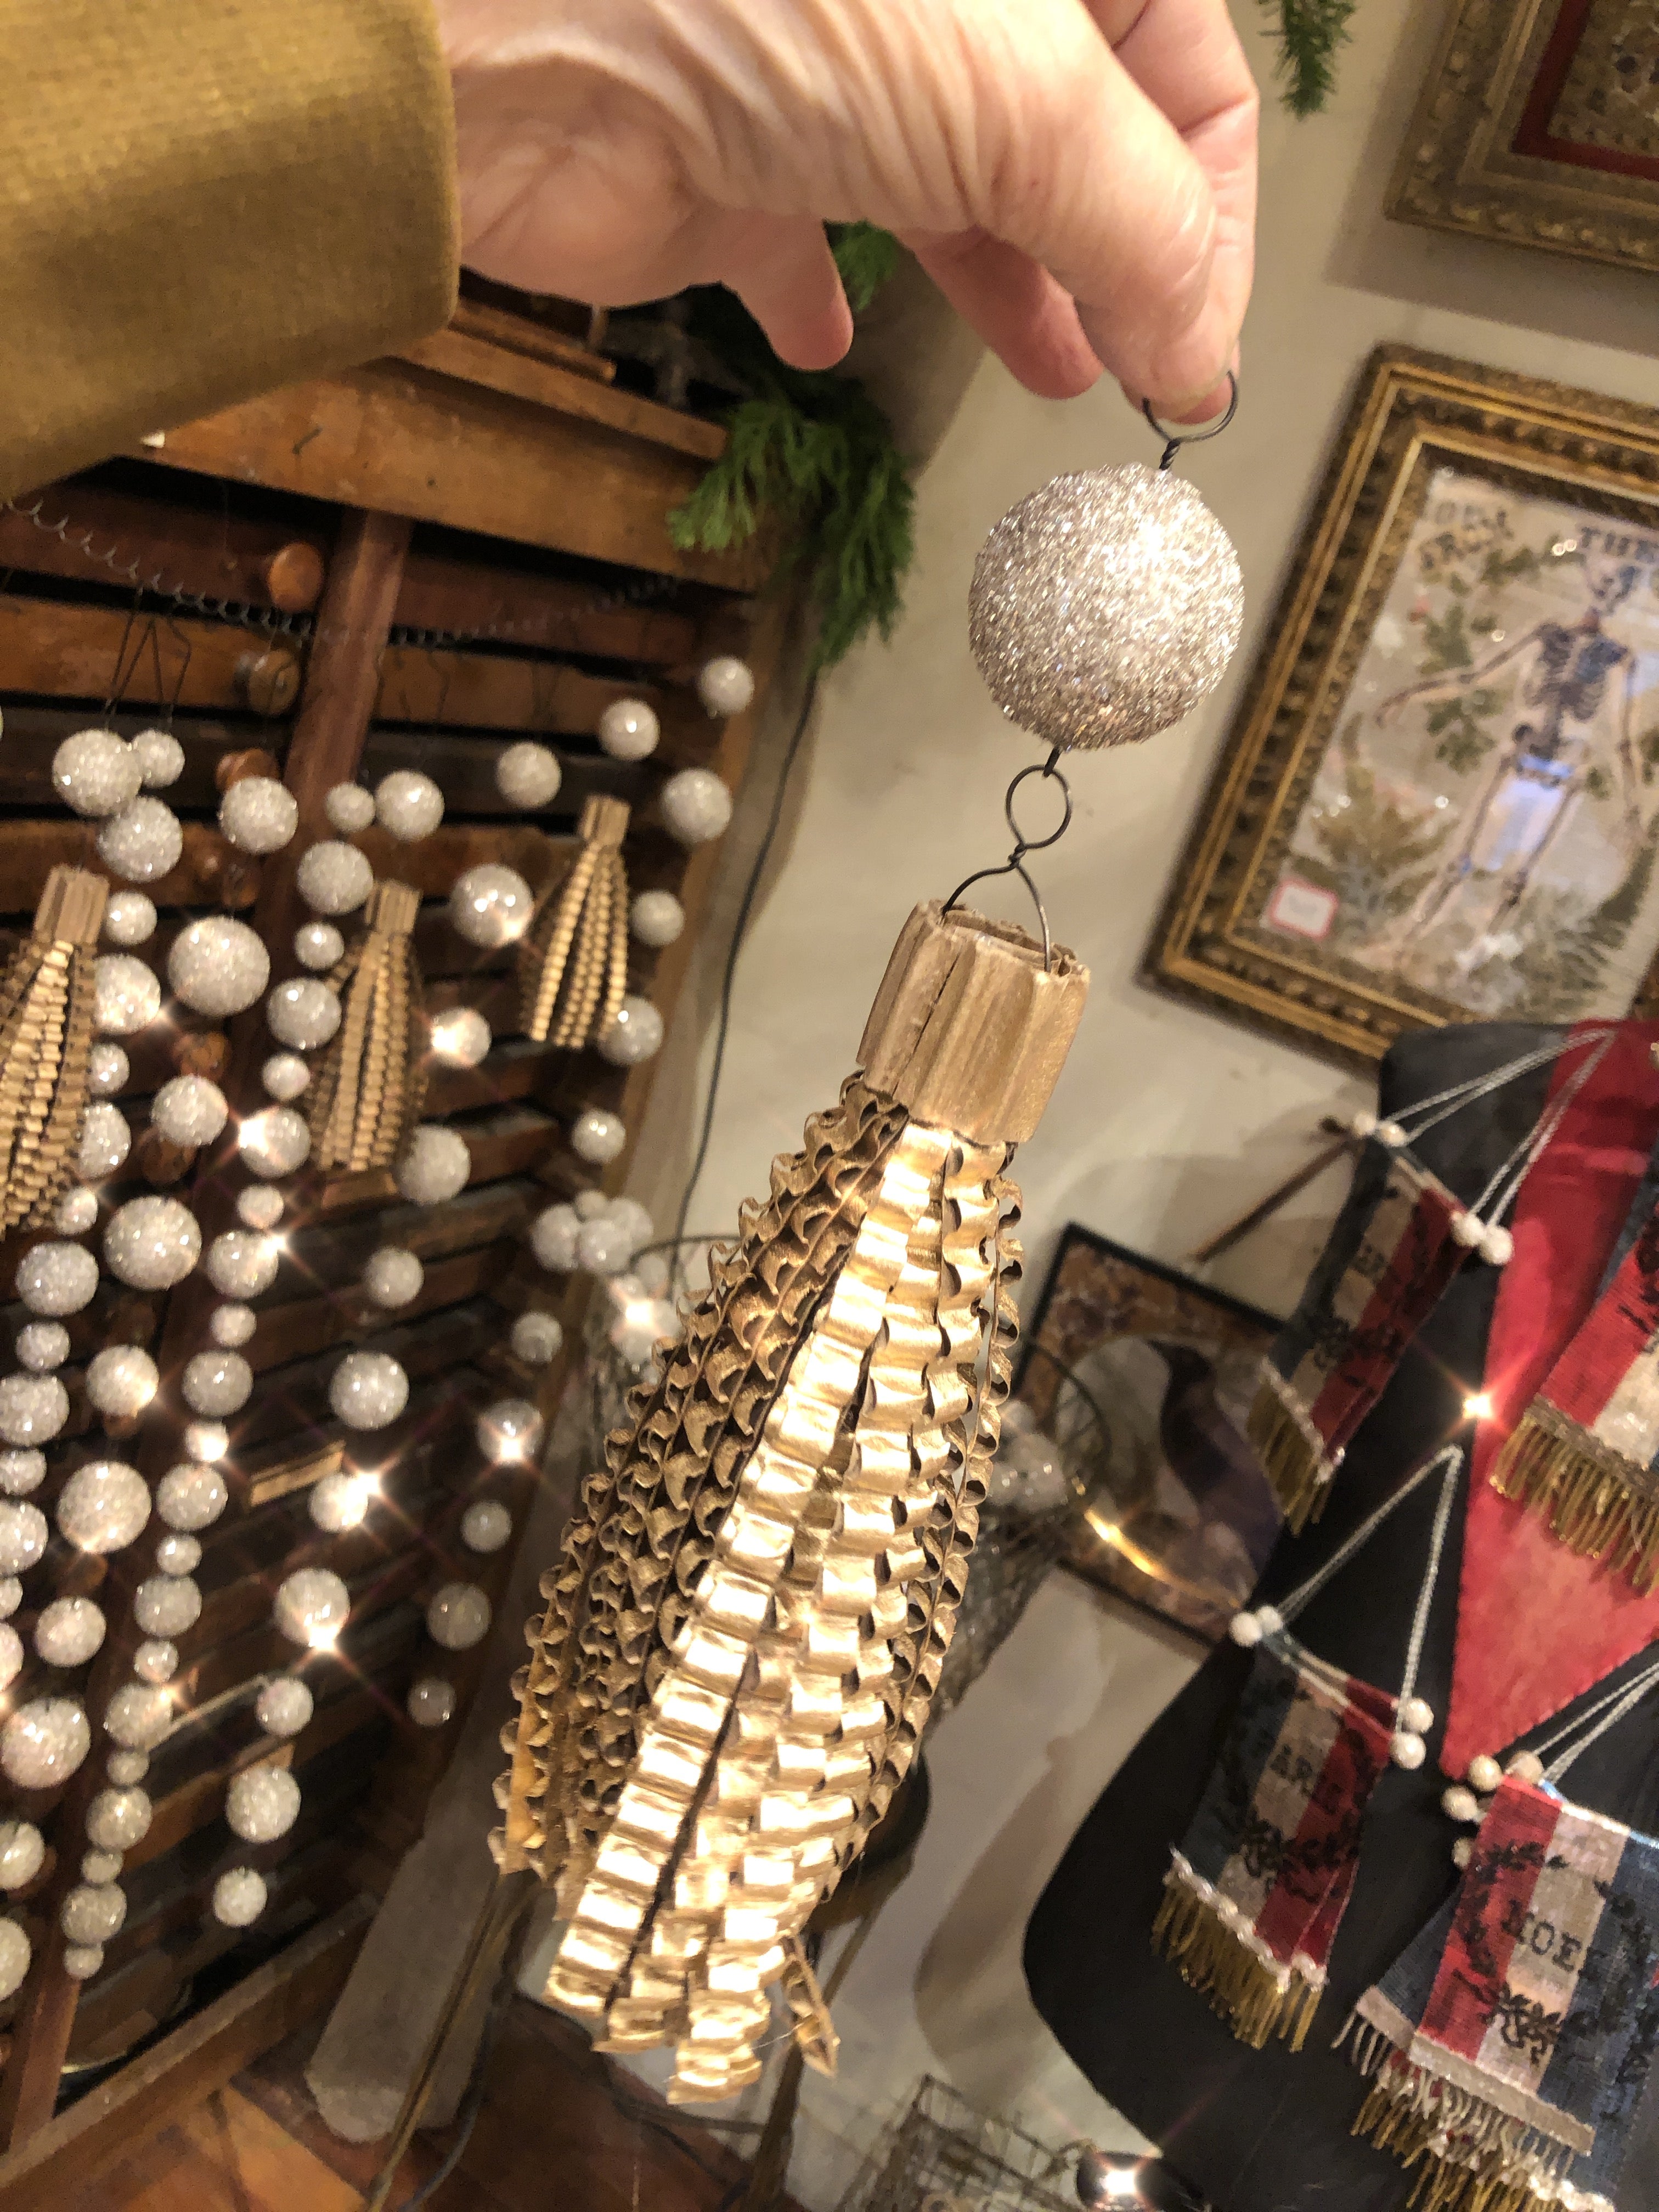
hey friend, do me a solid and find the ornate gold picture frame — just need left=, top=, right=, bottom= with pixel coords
left=1387, top=0, right=1659, bottom=271
left=1144, top=345, right=1659, bottom=1065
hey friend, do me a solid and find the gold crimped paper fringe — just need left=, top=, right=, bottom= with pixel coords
left=1246, top=1363, right=1336, bottom=1537
left=1151, top=1866, right=1323, bottom=2051
left=518, top=794, right=629, bottom=1048
left=1491, top=1397, right=1659, bottom=1594
left=0, top=865, right=106, bottom=1236
left=307, top=878, right=427, bottom=1173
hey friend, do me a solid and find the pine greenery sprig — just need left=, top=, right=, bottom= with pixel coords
left=668, top=234, right=914, bottom=670
left=1262, top=0, right=1357, bottom=116
left=828, top=222, right=902, bottom=313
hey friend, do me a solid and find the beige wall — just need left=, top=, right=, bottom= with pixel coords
left=605, top=0, right=1659, bottom=2192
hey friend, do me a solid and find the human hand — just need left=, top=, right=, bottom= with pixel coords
left=435, top=0, right=1257, bottom=415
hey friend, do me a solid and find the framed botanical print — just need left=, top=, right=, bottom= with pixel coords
left=1144, top=345, right=1659, bottom=1064
left=1387, top=0, right=1659, bottom=272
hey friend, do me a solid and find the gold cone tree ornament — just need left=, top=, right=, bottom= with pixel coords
left=0, top=865, right=108, bottom=1234
left=499, top=902, right=1086, bottom=2099
left=306, top=879, right=428, bottom=1173
left=518, top=794, right=630, bottom=1048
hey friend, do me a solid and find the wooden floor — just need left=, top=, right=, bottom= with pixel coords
left=66, top=1999, right=767, bottom=2212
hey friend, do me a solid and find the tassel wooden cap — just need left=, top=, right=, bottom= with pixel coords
left=859, top=900, right=1088, bottom=1144
left=35, top=866, right=107, bottom=947
left=364, top=879, right=420, bottom=936
left=579, top=795, right=630, bottom=850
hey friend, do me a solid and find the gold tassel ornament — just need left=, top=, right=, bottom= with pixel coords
left=306, top=879, right=428, bottom=1173
left=517, top=794, right=630, bottom=1048
left=499, top=901, right=1087, bottom=2100
left=0, top=866, right=107, bottom=1234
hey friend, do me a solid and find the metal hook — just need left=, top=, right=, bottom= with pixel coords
left=942, top=745, right=1074, bottom=971
left=1142, top=370, right=1239, bottom=472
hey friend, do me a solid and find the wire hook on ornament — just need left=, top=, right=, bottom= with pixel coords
left=1142, top=370, right=1240, bottom=473
left=942, top=744, right=1074, bottom=972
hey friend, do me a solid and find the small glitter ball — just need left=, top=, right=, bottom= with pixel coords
left=967, top=460, right=1243, bottom=750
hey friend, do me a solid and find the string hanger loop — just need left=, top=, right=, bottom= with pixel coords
left=1143, top=370, right=1240, bottom=473
left=942, top=743, right=1073, bottom=972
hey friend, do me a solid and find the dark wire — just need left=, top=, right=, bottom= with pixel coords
left=671, top=672, right=820, bottom=1278
left=390, top=1948, right=518, bottom=2211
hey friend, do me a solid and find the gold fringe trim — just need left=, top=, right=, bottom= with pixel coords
left=1246, top=1367, right=1335, bottom=1537
left=1491, top=1398, right=1659, bottom=1594
left=517, top=794, right=629, bottom=1048
left=1150, top=1871, right=1323, bottom=2051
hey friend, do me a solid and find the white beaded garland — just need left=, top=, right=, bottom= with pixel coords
left=0, top=1918, right=29, bottom=2001
left=294, top=920, right=345, bottom=972
left=597, top=697, right=659, bottom=761
left=597, top=996, right=664, bottom=1066
left=86, top=1345, right=159, bottom=1418
left=0, top=1375, right=67, bottom=1445
left=97, top=796, right=182, bottom=882
left=0, top=1451, right=43, bottom=1496
left=167, top=917, right=270, bottom=1017
left=227, top=1764, right=301, bottom=1842
left=461, top=1499, right=512, bottom=1554
left=77, top=1101, right=131, bottom=1180
left=510, top=1311, right=563, bottom=1365
left=0, top=1500, right=47, bottom=1575
left=53, top=729, right=141, bottom=817
left=86, top=1786, right=151, bottom=1850
left=328, top=1350, right=409, bottom=1431
left=274, top=1566, right=351, bottom=1648
left=476, top=1397, right=544, bottom=1463
left=0, top=1579, right=20, bottom=1618
left=15, top=1323, right=69, bottom=1373
left=629, top=888, right=685, bottom=947
left=213, top=1867, right=269, bottom=1927
left=185, top=1416, right=228, bottom=1458
left=206, top=1229, right=280, bottom=1300
left=129, top=727, right=184, bottom=789
left=57, top=1460, right=150, bottom=1553
left=297, top=840, right=374, bottom=916
left=94, top=953, right=161, bottom=1034
left=219, top=776, right=298, bottom=854
left=0, top=1821, right=44, bottom=1889
left=104, top=1682, right=172, bottom=1750
left=426, top=1582, right=492, bottom=1651
left=362, top=1248, right=423, bottom=1308
left=81, top=1849, right=121, bottom=1884
left=968, top=462, right=1243, bottom=749
left=238, top=1106, right=311, bottom=1177
left=430, top=1007, right=491, bottom=1068
left=1400, top=1696, right=1436, bottom=1736
left=63, top=1944, right=104, bottom=1981
left=103, top=890, right=156, bottom=946
left=394, top=1124, right=470, bottom=1205
left=570, top=1108, right=625, bottom=1165
left=104, top=1196, right=202, bottom=1289
left=151, top=1074, right=229, bottom=1148
left=494, top=742, right=562, bottom=809
left=696, top=656, right=755, bottom=717
left=407, top=1677, right=456, bottom=1728
left=16, top=1240, right=98, bottom=1314
left=324, top=783, right=376, bottom=834
left=256, top=1678, right=314, bottom=1737
left=60, top=1882, right=126, bottom=1945
left=266, top=977, right=341, bottom=1051
left=134, top=1574, right=201, bottom=1638
left=86, top=1046, right=127, bottom=1099
left=573, top=1189, right=610, bottom=1222
left=133, top=1639, right=178, bottom=1685
left=106, top=1751, right=148, bottom=1785
left=576, top=1215, right=633, bottom=1277
left=2, top=1697, right=91, bottom=1786
left=0, top=1624, right=20, bottom=1691
left=155, top=1532, right=200, bottom=1575
left=182, top=1349, right=252, bottom=1416
left=1468, top=1752, right=1504, bottom=1795
left=236, top=1184, right=284, bottom=1231
left=448, top=864, right=534, bottom=947
left=261, top=1052, right=311, bottom=1102
left=1391, top=1731, right=1427, bottom=1770
left=375, top=769, right=445, bottom=840
left=530, top=1203, right=579, bottom=1273
left=659, top=768, right=732, bottom=847
left=210, top=1302, right=257, bottom=1348
left=309, top=1470, right=374, bottom=1532
left=156, top=1463, right=227, bottom=1531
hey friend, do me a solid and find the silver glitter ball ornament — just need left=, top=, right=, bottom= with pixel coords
left=968, top=460, right=1243, bottom=751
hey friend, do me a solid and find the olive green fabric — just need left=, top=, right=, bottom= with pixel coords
left=1, top=0, right=459, bottom=500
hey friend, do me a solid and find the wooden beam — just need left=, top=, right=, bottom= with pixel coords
left=140, top=360, right=772, bottom=590
left=0, top=592, right=300, bottom=714
left=0, top=1901, right=372, bottom=2209
left=396, top=329, right=719, bottom=458
left=445, top=298, right=617, bottom=383
left=393, top=548, right=700, bottom=664
left=0, top=478, right=329, bottom=614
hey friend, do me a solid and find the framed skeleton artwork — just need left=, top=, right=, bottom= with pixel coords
left=1386, top=0, right=1659, bottom=273
left=1144, top=345, right=1659, bottom=1064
